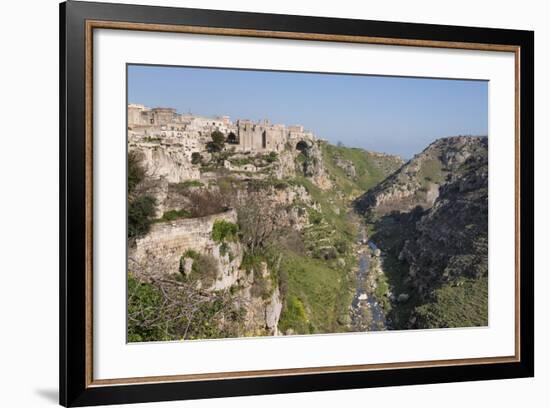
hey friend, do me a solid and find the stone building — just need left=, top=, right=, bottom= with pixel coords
left=128, top=104, right=316, bottom=155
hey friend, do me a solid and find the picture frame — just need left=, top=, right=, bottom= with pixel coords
left=59, top=1, right=534, bottom=406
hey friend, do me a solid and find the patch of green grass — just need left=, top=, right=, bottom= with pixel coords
left=320, top=143, right=402, bottom=197
left=174, top=180, right=204, bottom=190
left=229, top=157, right=254, bottom=166
left=127, top=274, right=168, bottom=342
left=156, top=209, right=192, bottom=222
left=278, top=251, right=353, bottom=334
left=417, top=158, right=446, bottom=189
left=414, top=277, right=488, bottom=328
left=278, top=295, right=310, bottom=334
left=374, top=266, right=391, bottom=312
left=265, top=151, right=278, bottom=163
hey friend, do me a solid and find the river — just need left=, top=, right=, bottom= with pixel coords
left=350, top=227, right=388, bottom=331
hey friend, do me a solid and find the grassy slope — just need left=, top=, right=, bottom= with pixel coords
left=415, top=277, right=488, bottom=328
left=277, top=143, right=403, bottom=334
left=321, top=143, right=403, bottom=197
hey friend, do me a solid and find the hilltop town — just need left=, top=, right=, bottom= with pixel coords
left=128, top=104, right=316, bottom=154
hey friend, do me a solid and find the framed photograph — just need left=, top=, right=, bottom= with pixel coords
left=60, top=1, right=534, bottom=406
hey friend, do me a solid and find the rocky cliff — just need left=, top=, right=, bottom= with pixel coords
left=355, top=136, right=488, bottom=217
left=361, top=136, right=489, bottom=329
left=129, top=209, right=283, bottom=336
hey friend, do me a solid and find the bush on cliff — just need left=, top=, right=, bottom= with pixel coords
left=207, top=130, right=225, bottom=152
left=128, top=195, right=156, bottom=239
left=211, top=220, right=239, bottom=243
left=127, top=152, right=156, bottom=239
left=128, top=151, right=146, bottom=194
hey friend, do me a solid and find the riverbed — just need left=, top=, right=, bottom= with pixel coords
left=350, top=227, right=387, bottom=331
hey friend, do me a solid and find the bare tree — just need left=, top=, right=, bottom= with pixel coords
left=235, top=190, right=288, bottom=253
left=127, top=256, right=247, bottom=341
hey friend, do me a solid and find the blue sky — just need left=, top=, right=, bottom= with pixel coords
left=128, top=64, right=488, bottom=159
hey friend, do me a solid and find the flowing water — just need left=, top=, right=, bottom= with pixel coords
left=350, top=227, right=387, bottom=331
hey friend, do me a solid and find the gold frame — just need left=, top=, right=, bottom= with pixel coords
left=84, top=20, right=521, bottom=388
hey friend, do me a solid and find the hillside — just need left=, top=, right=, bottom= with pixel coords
left=355, top=136, right=488, bottom=218
left=127, top=132, right=403, bottom=340
left=355, top=136, right=489, bottom=329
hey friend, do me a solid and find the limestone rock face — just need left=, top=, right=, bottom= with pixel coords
left=355, top=136, right=487, bottom=218
left=128, top=208, right=283, bottom=335
left=334, top=156, right=357, bottom=179
left=296, top=141, right=333, bottom=190
left=130, top=144, right=200, bottom=183
left=399, top=146, right=488, bottom=296
left=129, top=209, right=241, bottom=286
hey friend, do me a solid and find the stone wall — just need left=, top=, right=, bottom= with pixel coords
left=129, top=209, right=241, bottom=287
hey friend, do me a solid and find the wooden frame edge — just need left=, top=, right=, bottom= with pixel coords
left=83, top=19, right=523, bottom=389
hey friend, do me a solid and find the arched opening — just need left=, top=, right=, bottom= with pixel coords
left=262, top=131, right=267, bottom=149
left=227, top=132, right=238, bottom=144
left=296, top=140, right=309, bottom=153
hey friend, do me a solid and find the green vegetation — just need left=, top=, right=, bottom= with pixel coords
left=128, top=152, right=157, bottom=239
left=128, top=195, right=157, bottom=239
left=265, top=151, right=278, bottom=163
left=276, top=146, right=402, bottom=334
left=373, top=261, right=391, bottom=312
left=142, top=136, right=162, bottom=143
left=321, top=143, right=402, bottom=197
left=128, top=151, right=146, bottom=193
left=191, top=152, right=202, bottom=164
left=278, top=295, right=310, bottom=334
left=207, top=130, right=225, bottom=152
left=229, top=157, right=254, bottom=166
left=127, top=274, right=167, bottom=342
left=127, top=274, right=246, bottom=342
left=415, top=277, right=488, bottom=328
left=156, top=209, right=191, bottom=222
left=417, top=158, right=446, bottom=190
left=211, top=220, right=239, bottom=243
left=179, top=250, right=219, bottom=286
left=173, top=180, right=204, bottom=192
left=278, top=251, right=353, bottom=334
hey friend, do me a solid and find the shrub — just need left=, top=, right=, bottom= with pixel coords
left=207, top=130, right=225, bottom=152
left=158, top=209, right=191, bottom=222
left=187, top=189, right=228, bottom=217
left=334, top=239, right=349, bottom=254
left=128, top=151, right=146, bottom=194
left=278, top=296, right=310, bottom=334
left=173, top=180, right=204, bottom=193
left=312, top=246, right=338, bottom=260
left=191, top=152, right=202, bottom=164
left=127, top=274, right=166, bottom=342
left=211, top=220, right=238, bottom=243
left=307, top=209, right=323, bottom=225
left=265, top=151, right=278, bottom=163
left=128, top=195, right=156, bottom=239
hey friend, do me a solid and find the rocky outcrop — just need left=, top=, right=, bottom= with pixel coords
left=129, top=209, right=241, bottom=287
left=334, top=156, right=357, bottom=179
left=355, top=136, right=487, bottom=217
left=297, top=141, right=333, bottom=190
left=399, top=147, right=488, bottom=296
left=128, top=208, right=283, bottom=335
left=130, top=143, right=200, bottom=183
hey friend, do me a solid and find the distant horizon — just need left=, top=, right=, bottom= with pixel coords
left=128, top=65, right=488, bottom=159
